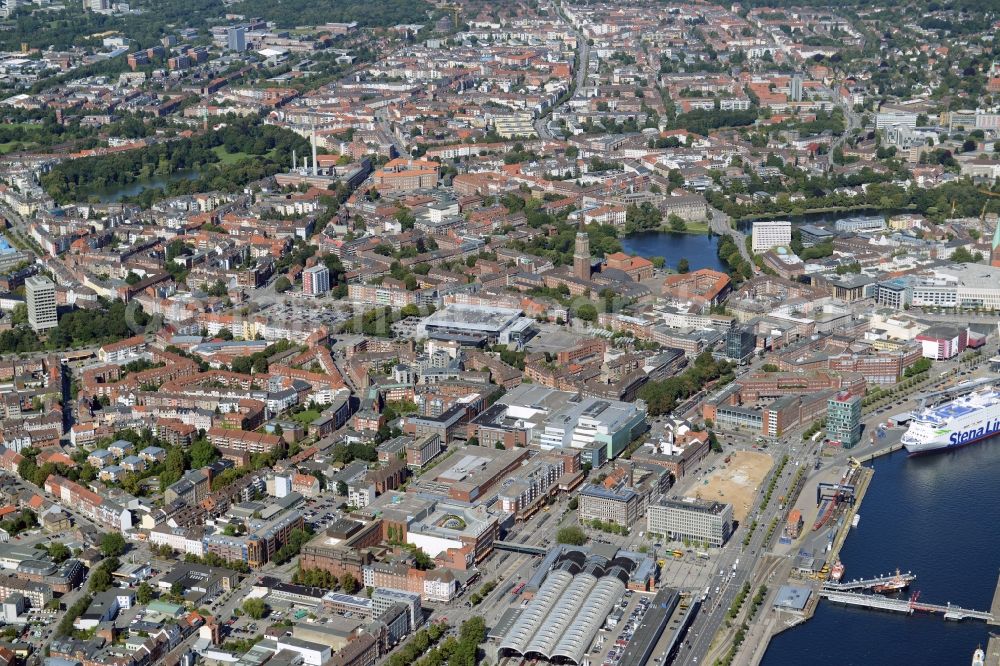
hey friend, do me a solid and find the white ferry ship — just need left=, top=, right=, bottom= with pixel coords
left=900, top=389, right=1000, bottom=454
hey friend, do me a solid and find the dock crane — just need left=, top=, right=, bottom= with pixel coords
left=979, top=188, right=1000, bottom=222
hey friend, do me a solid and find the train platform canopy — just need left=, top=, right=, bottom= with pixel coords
left=489, top=607, right=523, bottom=641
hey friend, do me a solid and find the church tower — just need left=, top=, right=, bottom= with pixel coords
left=573, top=226, right=591, bottom=280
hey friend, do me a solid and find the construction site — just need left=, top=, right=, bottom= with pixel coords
left=693, top=450, right=772, bottom=522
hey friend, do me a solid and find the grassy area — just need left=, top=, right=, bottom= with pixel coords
left=675, top=220, right=710, bottom=234
left=212, top=145, right=253, bottom=165
left=290, top=409, right=322, bottom=425
left=0, top=142, right=30, bottom=154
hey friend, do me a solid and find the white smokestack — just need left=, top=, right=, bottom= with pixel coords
left=311, top=124, right=318, bottom=176
left=292, top=149, right=297, bottom=171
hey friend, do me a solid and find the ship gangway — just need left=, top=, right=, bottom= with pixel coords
left=823, top=571, right=916, bottom=592
left=819, top=590, right=994, bottom=622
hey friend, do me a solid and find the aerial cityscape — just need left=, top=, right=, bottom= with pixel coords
left=0, top=0, right=999, bottom=665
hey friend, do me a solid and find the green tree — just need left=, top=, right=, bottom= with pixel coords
left=243, top=598, right=268, bottom=620
left=708, top=430, right=722, bottom=453
left=190, top=439, right=220, bottom=468
left=100, top=532, right=127, bottom=557
left=556, top=526, right=588, bottom=545
left=160, top=447, right=188, bottom=490
left=137, top=582, right=154, bottom=604
left=950, top=247, right=977, bottom=263
left=412, top=547, right=435, bottom=571
left=576, top=304, right=598, bottom=322
left=89, top=567, right=112, bottom=593
left=10, top=303, right=27, bottom=326
left=340, top=573, right=359, bottom=594
left=677, top=258, right=690, bottom=273
left=275, top=276, right=292, bottom=293
left=48, top=542, right=71, bottom=563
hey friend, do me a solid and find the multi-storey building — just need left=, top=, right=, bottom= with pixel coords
left=751, top=220, right=791, bottom=253
left=43, top=475, right=132, bottom=533
left=207, top=427, right=283, bottom=453
left=404, top=433, right=442, bottom=468
left=299, top=520, right=382, bottom=578
left=371, top=589, right=421, bottom=629
left=361, top=562, right=458, bottom=602
left=202, top=511, right=304, bottom=567
left=827, top=391, right=862, bottom=448
left=302, top=265, right=330, bottom=296
left=25, top=276, right=57, bottom=332
left=578, top=484, right=641, bottom=527
left=0, top=574, right=52, bottom=608
left=498, top=451, right=579, bottom=520
left=647, top=497, right=733, bottom=547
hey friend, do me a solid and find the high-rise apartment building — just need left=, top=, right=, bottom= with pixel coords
left=227, top=26, right=246, bottom=52
left=751, top=220, right=791, bottom=254
left=25, top=276, right=57, bottom=332
left=302, top=265, right=330, bottom=296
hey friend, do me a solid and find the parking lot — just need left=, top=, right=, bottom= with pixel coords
left=260, top=302, right=354, bottom=329
left=302, top=496, right=340, bottom=530
left=591, top=590, right=651, bottom=666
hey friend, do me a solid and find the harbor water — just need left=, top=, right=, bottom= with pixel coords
left=763, top=441, right=1000, bottom=665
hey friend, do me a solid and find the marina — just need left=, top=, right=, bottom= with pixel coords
left=765, top=437, right=1000, bottom=665
left=823, top=570, right=915, bottom=593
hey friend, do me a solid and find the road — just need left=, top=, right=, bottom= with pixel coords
left=823, top=88, right=864, bottom=169
left=534, top=1, right=589, bottom=139
left=375, top=113, right=408, bottom=158
left=680, top=437, right=806, bottom=665
left=708, top=207, right=752, bottom=264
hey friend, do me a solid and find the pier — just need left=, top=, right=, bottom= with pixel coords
left=823, top=571, right=916, bottom=592
left=861, top=442, right=904, bottom=461
left=986, top=633, right=1000, bottom=666
left=819, top=589, right=994, bottom=622
left=989, top=571, right=1000, bottom=626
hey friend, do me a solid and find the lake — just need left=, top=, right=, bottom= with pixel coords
left=94, top=170, right=200, bottom=203
left=620, top=231, right=725, bottom=273
left=734, top=208, right=913, bottom=232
